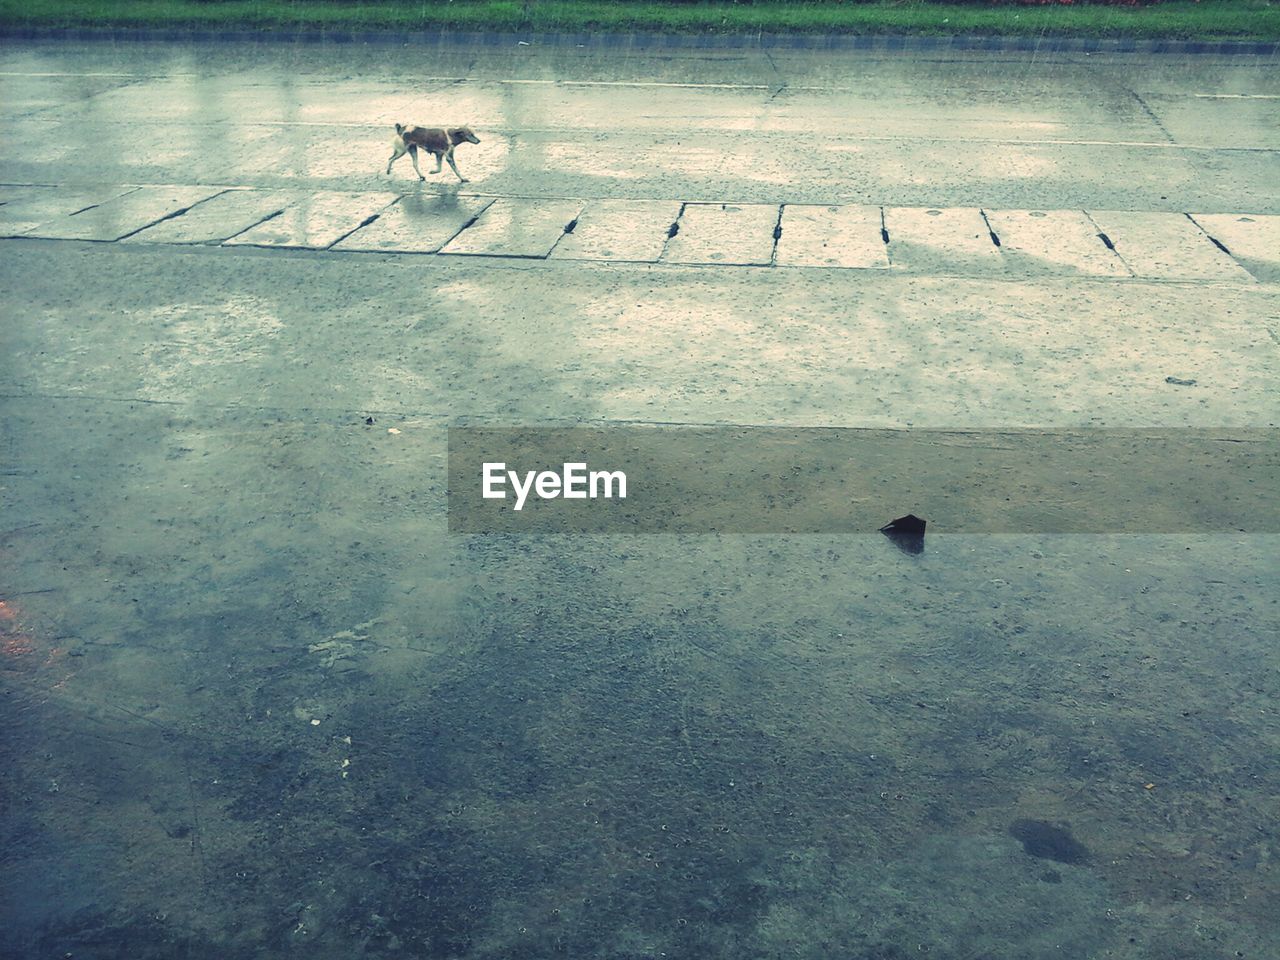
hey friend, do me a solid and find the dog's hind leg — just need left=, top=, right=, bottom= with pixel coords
left=408, top=144, right=428, bottom=181
left=385, top=139, right=407, bottom=175
left=445, top=151, right=469, bottom=183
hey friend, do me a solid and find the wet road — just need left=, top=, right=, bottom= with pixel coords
left=2, top=36, right=1279, bottom=960
left=1, top=38, right=1278, bottom=208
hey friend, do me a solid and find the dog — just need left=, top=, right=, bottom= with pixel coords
left=385, top=124, right=481, bottom=183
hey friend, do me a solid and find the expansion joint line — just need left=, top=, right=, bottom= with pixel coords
left=1130, top=91, right=1176, bottom=145
left=770, top=204, right=785, bottom=266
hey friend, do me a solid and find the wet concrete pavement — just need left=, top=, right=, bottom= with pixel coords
left=1, top=39, right=1278, bottom=208
left=2, top=36, right=1279, bottom=960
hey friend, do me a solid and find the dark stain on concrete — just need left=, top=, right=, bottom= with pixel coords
left=1009, top=819, right=1090, bottom=865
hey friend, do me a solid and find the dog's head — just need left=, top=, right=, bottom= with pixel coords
left=449, top=126, right=481, bottom=146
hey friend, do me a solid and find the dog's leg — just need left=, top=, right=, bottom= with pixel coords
left=408, top=144, right=427, bottom=181
left=429, top=151, right=443, bottom=175
left=385, top=140, right=407, bottom=175
left=445, top=150, right=469, bottom=183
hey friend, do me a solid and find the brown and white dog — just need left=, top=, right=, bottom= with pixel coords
left=385, top=124, right=481, bottom=183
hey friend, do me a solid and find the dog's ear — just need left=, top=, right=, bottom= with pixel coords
left=395, top=122, right=405, bottom=135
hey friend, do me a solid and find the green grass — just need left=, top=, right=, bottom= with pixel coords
left=1, top=1, right=1277, bottom=41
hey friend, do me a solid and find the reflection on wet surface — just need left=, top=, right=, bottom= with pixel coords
left=436, top=196, right=580, bottom=257
left=333, top=193, right=494, bottom=253
left=22, top=184, right=223, bottom=241
left=223, top=190, right=399, bottom=248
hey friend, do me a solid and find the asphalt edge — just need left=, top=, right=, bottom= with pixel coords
left=1, top=26, right=1277, bottom=56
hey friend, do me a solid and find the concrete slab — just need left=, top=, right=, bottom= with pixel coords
left=332, top=193, right=494, bottom=254
left=883, top=207, right=1004, bottom=275
left=1133, top=94, right=1280, bottom=150
left=0, top=184, right=138, bottom=236
left=984, top=209, right=1131, bottom=278
left=1191, top=213, right=1280, bottom=283
left=774, top=204, right=889, bottom=269
left=549, top=199, right=682, bottom=263
left=439, top=198, right=583, bottom=258
left=9, top=242, right=1274, bottom=428
left=23, top=185, right=225, bottom=241
left=749, top=87, right=1166, bottom=144
left=0, top=74, right=134, bottom=115
left=662, top=202, right=779, bottom=266
left=1089, top=210, right=1255, bottom=282
left=122, top=189, right=300, bottom=244
left=223, top=190, right=399, bottom=249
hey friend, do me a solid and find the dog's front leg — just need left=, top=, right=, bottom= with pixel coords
left=408, top=144, right=427, bottom=181
left=429, top=152, right=443, bottom=175
left=445, top=151, right=469, bottom=183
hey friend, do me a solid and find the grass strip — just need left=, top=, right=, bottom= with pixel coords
left=1, top=1, right=1277, bottom=42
